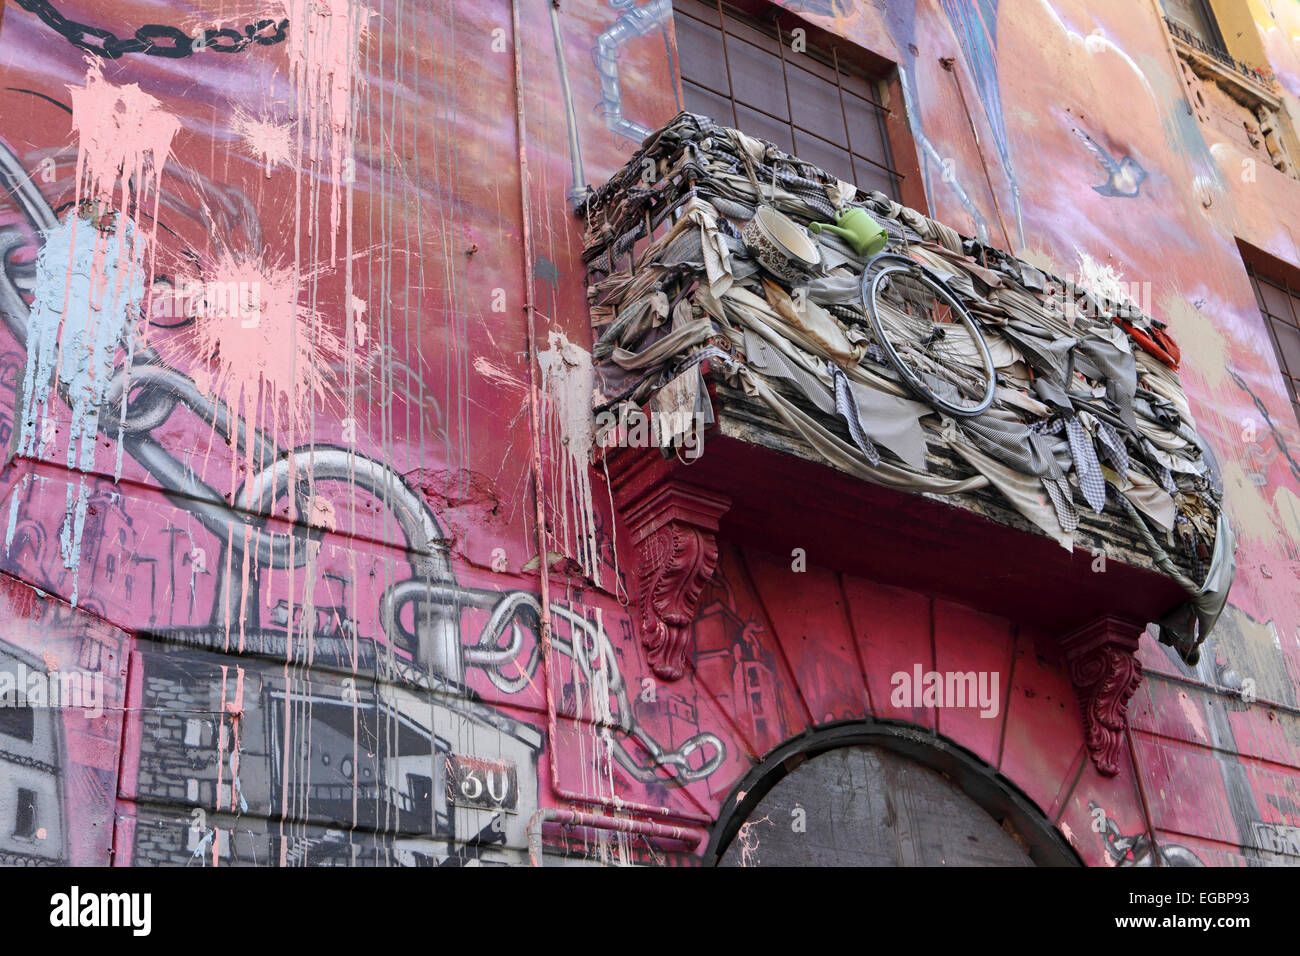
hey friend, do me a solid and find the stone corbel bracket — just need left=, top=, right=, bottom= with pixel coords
left=1060, top=616, right=1145, bottom=777
left=615, top=466, right=730, bottom=682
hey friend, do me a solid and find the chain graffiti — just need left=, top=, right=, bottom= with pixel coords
left=13, top=1, right=289, bottom=59
left=0, top=137, right=724, bottom=865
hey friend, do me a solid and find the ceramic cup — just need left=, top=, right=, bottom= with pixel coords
left=741, top=205, right=822, bottom=282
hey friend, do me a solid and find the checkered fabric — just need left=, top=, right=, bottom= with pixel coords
left=1042, top=474, right=1080, bottom=533
left=1094, top=419, right=1130, bottom=476
left=1066, top=418, right=1107, bottom=514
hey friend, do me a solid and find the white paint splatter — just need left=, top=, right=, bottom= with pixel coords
left=232, top=108, right=295, bottom=176
left=1076, top=249, right=1140, bottom=313
left=1177, top=690, right=1210, bottom=743
left=1036, top=1, right=1157, bottom=103
left=473, top=355, right=526, bottom=392
left=537, top=332, right=601, bottom=586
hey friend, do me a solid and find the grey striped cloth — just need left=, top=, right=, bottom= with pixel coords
left=831, top=364, right=882, bottom=465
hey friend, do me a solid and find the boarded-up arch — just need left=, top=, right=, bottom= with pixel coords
left=711, top=724, right=1079, bottom=866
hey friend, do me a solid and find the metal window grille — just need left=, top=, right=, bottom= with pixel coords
left=1161, top=0, right=1270, bottom=86
left=673, top=0, right=904, bottom=200
left=1245, top=263, right=1300, bottom=429
left=1163, top=0, right=1228, bottom=50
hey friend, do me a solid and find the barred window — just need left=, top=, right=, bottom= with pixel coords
left=1161, top=0, right=1228, bottom=55
left=1245, top=262, right=1300, bottom=428
left=672, top=0, right=905, bottom=201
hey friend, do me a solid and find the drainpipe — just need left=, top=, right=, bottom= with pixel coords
left=511, top=0, right=715, bottom=840
left=527, top=808, right=706, bottom=866
left=940, top=56, right=1014, bottom=254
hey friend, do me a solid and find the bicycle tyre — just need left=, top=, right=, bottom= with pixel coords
left=861, top=253, right=997, bottom=418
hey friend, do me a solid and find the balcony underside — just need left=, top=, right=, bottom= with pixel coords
left=700, top=379, right=1190, bottom=635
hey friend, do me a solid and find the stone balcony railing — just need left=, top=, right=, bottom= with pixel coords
left=579, top=112, right=1235, bottom=776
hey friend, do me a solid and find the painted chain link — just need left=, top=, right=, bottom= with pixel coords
left=15, top=0, right=288, bottom=59
left=0, top=140, right=724, bottom=788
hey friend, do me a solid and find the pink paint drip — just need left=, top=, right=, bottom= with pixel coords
left=155, top=249, right=346, bottom=501
left=280, top=0, right=370, bottom=263
left=225, top=666, right=245, bottom=816
left=735, top=814, right=773, bottom=867
left=68, top=61, right=179, bottom=284
left=211, top=664, right=245, bottom=869
left=62, top=63, right=178, bottom=487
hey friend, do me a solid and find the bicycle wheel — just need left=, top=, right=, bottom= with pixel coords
left=862, top=253, right=997, bottom=417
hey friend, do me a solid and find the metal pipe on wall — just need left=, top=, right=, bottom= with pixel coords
left=940, top=55, right=1014, bottom=254
left=549, top=0, right=588, bottom=205
left=527, top=808, right=706, bottom=866
left=511, top=0, right=715, bottom=848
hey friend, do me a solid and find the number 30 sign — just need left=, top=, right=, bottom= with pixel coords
left=445, top=754, right=518, bottom=812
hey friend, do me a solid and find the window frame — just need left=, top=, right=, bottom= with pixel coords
left=1162, top=0, right=1230, bottom=59
left=1240, top=242, right=1300, bottom=430
left=1163, top=0, right=1297, bottom=180
left=670, top=0, right=927, bottom=212
left=0, top=706, right=34, bottom=743
left=1162, top=0, right=1273, bottom=89
left=13, top=787, right=37, bottom=840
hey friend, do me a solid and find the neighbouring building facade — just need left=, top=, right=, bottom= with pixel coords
left=0, top=0, right=1296, bottom=867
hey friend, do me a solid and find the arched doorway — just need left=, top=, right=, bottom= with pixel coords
left=710, top=722, right=1080, bottom=867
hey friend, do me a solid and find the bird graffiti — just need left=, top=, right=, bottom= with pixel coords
left=1072, top=126, right=1148, bottom=198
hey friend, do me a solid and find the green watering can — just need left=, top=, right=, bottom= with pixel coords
left=809, top=207, right=888, bottom=257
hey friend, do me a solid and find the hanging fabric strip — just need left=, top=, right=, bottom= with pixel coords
left=831, top=364, right=882, bottom=465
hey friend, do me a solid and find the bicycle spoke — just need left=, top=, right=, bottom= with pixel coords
left=864, top=259, right=996, bottom=417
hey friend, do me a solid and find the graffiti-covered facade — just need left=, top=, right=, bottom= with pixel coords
left=0, top=0, right=1297, bottom=867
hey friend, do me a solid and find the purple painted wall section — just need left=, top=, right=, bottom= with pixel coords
left=0, top=0, right=1293, bottom=866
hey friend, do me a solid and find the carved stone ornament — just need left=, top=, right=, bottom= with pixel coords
left=621, top=482, right=730, bottom=681
left=1060, top=616, right=1145, bottom=777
